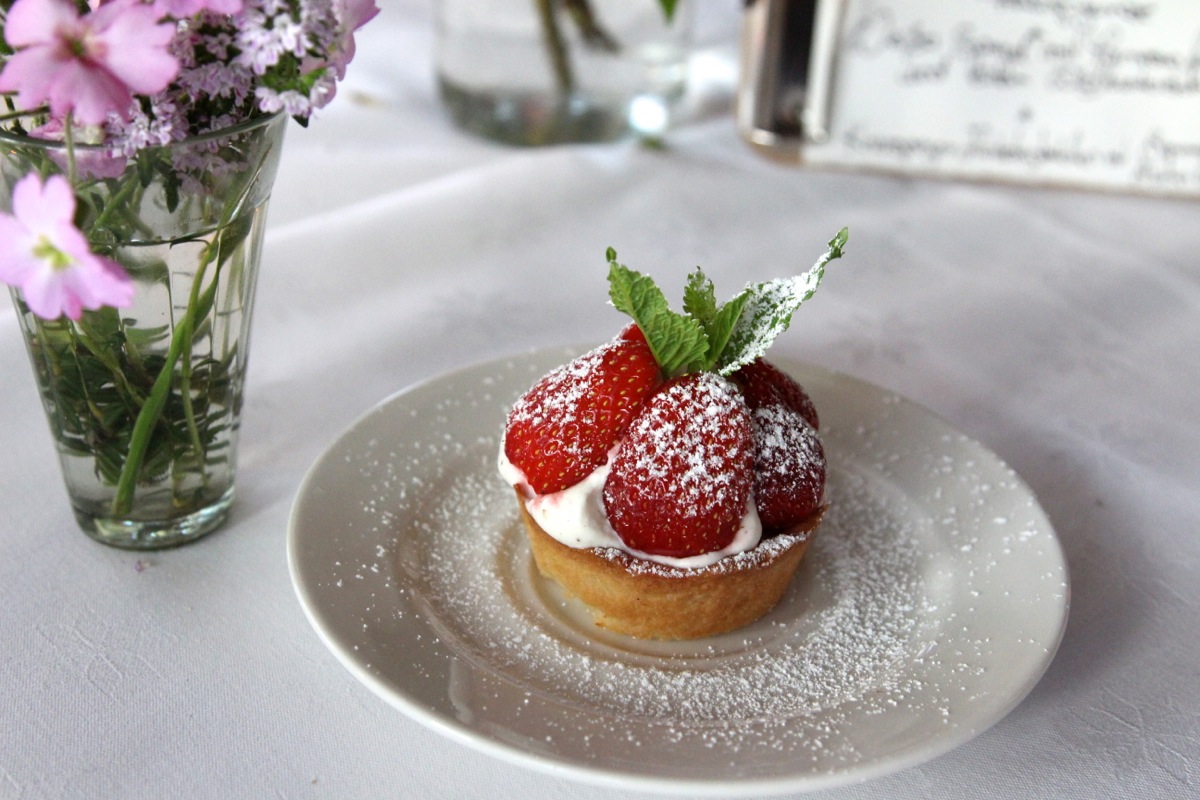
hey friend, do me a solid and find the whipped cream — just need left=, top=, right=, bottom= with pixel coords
left=498, top=442, right=763, bottom=570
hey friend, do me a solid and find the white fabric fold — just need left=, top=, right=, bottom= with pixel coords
left=2, top=1, right=1198, bottom=798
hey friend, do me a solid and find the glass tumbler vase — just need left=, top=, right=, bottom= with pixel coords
left=1, top=113, right=287, bottom=549
left=435, top=0, right=693, bottom=145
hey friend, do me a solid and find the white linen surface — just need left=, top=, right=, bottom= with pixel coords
left=2, top=1, right=1198, bottom=798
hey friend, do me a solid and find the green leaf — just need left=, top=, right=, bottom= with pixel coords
left=151, top=153, right=182, bottom=213
left=682, top=269, right=717, bottom=327
left=826, top=226, right=849, bottom=261
left=658, top=0, right=679, bottom=23
left=135, top=153, right=156, bottom=189
left=682, top=268, right=749, bottom=371
left=607, top=251, right=707, bottom=377
left=716, top=227, right=848, bottom=375
left=605, top=230, right=846, bottom=376
left=706, top=289, right=749, bottom=369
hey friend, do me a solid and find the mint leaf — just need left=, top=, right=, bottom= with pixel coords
left=606, top=229, right=846, bottom=377
left=682, top=269, right=717, bottom=326
left=683, top=268, right=751, bottom=370
left=706, top=289, right=749, bottom=368
left=607, top=251, right=707, bottom=376
left=825, top=226, right=849, bottom=261
left=716, top=227, right=848, bottom=375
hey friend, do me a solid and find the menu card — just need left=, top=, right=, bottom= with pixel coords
left=795, top=0, right=1200, bottom=197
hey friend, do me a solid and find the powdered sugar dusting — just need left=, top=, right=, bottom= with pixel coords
left=330, top=388, right=939, bottom=758
left=295, top=352, right=1067, bottom=785
left=407, top=441, right=932, bottom=739
left=506, top=345, right=608, bottom=435
left=753, top=404, right=824, bottom=479
left=616, top=372, right=750, bottom=516
left=593, top=522, right=806, bottom=577
left=604, top=372, right=754, bottom=554
left=752, top=402, right=826, bottom=529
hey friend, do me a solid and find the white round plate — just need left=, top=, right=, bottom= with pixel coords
left=287, top=348, right=1069, bottom=796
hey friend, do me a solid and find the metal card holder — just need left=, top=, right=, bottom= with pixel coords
left=735, top=1, right=1200, bottom=198
left=737, top=0, right=843, bottom=153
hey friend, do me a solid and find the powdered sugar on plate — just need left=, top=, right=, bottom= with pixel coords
left=415, top=456, right=929, bottom=728
left=288, top=350, right=1068, bottom=792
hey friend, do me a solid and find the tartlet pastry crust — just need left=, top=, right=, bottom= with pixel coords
left=518, top=491, right=824, bottom=640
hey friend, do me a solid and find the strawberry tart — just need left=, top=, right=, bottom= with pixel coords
left=498, top=231, right=847, bottom=640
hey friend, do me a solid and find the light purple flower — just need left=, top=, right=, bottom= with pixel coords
left=103, top=95, right=188, bottom=156
left=234, top=6, right=310, bottom=76
left=283, top=0, right=376, bottom=113
left=154, top=0, right=244, bottom=18
left=329, top=0, right=379, bottom=79
left=254, top=86, right=312, bottom=117
left=0, top=0, right=180, bottom=125
left=0, top=174, right=135, bottom=320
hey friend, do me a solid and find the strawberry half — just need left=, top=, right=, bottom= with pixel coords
left=750, top=403, right=826, bottom=533
left=503, top=325, right=661, bottom=495
left=733, top=358, right=819, bottom=429
left=602, top=372, right=754, bottom=557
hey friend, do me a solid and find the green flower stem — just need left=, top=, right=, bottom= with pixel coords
left=63, top=114, right=77, bottom=185
left=110, top=230, right=226, bottom=514
left=173, top=183, right=262, bottom=478
left=177, top=259, right=224, bottom=487
left=110, top=273, right=201, bottom=515
left=534, top=0, right=679, bottom=96
left=90, top=176, right=142, bottom=233
left=109, top=143, right=272, bottom=515
left=110, top=230, right=229, bottom=514
left=0, top=105, right=48, bottom=124
left=535, top=0, right=573, bottom=95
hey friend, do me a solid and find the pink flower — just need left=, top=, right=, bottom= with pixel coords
left=330, top=0, right=380, bottom=79
left=289, top=0, right=376, bottom=113
left=0, top=0, right=180, bottom=125
left=0, top=174, right=135, bottom=320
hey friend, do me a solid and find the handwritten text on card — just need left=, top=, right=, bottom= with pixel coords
left=804, top=1, right=1200, bottom=196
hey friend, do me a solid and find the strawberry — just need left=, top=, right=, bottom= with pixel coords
left=602, top=372, right=754, bottom=557
left=733, top=358, right=819, bottom=429
left=749, top=403, right=826, bottom=533
left=504, top=232, right=846, bottom=555
left=732, top=360, right=825, bottom=529
left=503, top=324, right=661, bottom=495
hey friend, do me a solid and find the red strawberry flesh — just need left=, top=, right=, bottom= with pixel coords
left=734, top=358, right=819, bottom=429
left=504, top=326, right=661, bottom=495
left=602, top=372, right=754, bottom=558
left=750, top=403, right=826, bottom=532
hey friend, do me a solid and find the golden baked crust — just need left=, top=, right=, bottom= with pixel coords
left=517, top=490, right=824, bottom=640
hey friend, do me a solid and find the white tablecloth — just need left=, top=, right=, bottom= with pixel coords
left=3, top=1, right=1198, bottom=797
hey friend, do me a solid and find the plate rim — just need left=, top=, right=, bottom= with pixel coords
left=286, top=347, right=1071, bottom=796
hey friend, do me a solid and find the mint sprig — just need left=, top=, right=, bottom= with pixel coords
left=607, top=228, right=848, bottom=377
left=683, top=269, right=749, bottom=371
left=718, top=226, right=848, bottom=374
left=607, top=247, right=708, bottom=375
